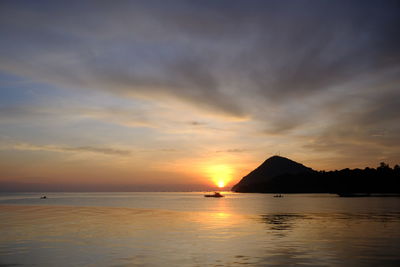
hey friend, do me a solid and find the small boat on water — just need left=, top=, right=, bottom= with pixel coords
left=40, top=196, right=47, bottom=199
left=204, top=192, right=224, bottom=198
left=273, top=194, right=283, bottom=198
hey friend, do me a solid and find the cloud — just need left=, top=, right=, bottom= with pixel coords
left=1, top=2, right=398, bottom=109
left=188, top=121, right=206, bottom=126
left=0, top=0, right=399, bottom=166
left=216, top=148, right=248, bottom=153
left=159, top=148, right=178, bottom=152
left=12, top=143, right=131, bottom=156
left=302, top=84, right=400, bottom=166
left=0, top=105, right=156, bottom=128
left=79, top=107, right=157, bottom=128
left=0, top=1, right=249, bottom=118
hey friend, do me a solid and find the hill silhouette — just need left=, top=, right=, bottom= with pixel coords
left=232, top=156, right=400, bottom=194
left=231, top=156, right=315, bottom=192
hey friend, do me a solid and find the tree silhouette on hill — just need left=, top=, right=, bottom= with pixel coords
left=232, top=156, right=400, bottom=194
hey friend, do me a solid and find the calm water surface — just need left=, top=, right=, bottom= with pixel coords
left=0, top=192, right=399, bottom=266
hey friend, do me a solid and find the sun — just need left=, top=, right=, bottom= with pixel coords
left=217, top=180, right=225, bottom=188
left=204, top=164, right=233, bottom=189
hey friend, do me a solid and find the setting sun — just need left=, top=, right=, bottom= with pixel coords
left=204, top=164, right=234, bottom=189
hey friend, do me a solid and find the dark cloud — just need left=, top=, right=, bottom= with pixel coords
left=245, top=1, right=400, bottom=100
left=303, top=85, right=400, bottom=166
left=1, top=0, right=399, bottom=161
left=189, top=121, right=206, bottom=126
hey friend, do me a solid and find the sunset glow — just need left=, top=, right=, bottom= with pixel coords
left=205, top=164, right=233, bottom=189
left=1, top=2, right=399, bottom=267
left=0, top=1, right=399, bottom=192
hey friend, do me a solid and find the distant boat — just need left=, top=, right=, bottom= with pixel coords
left=40, top=196, right=47, bottom=199
left=273, top=194, right=283, bottom=198
left=204, top=192, right=224, bottom=198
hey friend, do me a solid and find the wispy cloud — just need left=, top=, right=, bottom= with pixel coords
left=1, top=1, right=398, bottom=127
left=216, top=149, right=248, bottom=153
left=12, top=143, right=131, bottom=156
left=0, top=0, right=399, bottom=178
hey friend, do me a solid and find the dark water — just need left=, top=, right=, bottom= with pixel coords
left=0, top=192, right=399, bottom=266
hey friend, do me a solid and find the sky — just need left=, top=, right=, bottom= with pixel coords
left=0, top=0, right=399, bottom=191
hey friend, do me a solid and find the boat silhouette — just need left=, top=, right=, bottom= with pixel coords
left=204, top=192, right=224, bottom=198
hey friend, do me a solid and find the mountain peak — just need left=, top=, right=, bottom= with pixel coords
left=255, top=155, right=313, bottom=175
left=231, top=155, right=315, bottom=192
left=265, top=155, right=295, bottom=163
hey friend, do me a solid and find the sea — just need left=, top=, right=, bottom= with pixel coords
left=0, top=192, right=399, bottom=266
